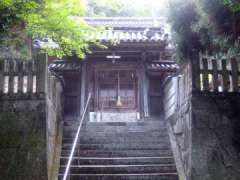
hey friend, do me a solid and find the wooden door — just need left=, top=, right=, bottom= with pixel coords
left=97, top=70, right=137, bottom=112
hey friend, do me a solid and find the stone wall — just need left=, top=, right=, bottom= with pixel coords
left=164, top=61, right=240, bottom=180
left=0, top=55, right=64, bottom=180
left=164, top=64, right=192, bottom=180
left=191, top=93, right=240, bottom=180
left=47, top=75, right=63, bottom=180
left=0, top=99, right=47, bottom=180
left=0, top=54, right=48, bottom=180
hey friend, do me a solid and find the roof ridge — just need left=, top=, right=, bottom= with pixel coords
left=83, top=17, right=166, bottom=20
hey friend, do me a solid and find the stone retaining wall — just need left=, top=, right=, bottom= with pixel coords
left=164, top=62, right=240, bottom=180
left=191, top=93, right=240, bottom=180
left=0, top=55, right=63, bottom=180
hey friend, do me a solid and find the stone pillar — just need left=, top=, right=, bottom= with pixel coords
left=36, top=53, right=48, bottom=96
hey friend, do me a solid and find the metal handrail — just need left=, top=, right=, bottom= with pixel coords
left=63, top=93, right=92, bottom=180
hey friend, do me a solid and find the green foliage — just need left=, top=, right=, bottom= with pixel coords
left=224, top=0, right=240, bottom=12
left=168, top=1, right=203, bottom=61
left=0, top=0, right=40, bottom=59
left=168, top=0, right=240, bottom=61
left=0, top=0, right=99, bottom=59
left=0, top=0, right=39, bottom=39
left=26, top=0, right=100, bottom=59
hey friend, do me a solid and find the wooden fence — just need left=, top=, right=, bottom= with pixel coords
left=193, top=55, right=240, bottom=92
left=0, top=54, right=47, bottom=97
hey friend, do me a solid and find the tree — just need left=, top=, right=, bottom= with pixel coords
left=224, top=0, right=240, bottom=12
left=168, top=0, right=240, bottom=61
left=0, top=0, right=99, bottom=59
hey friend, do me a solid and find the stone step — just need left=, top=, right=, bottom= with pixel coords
left=58, top=164, right=177, bottom=174
left=63, top=127, right=168, bottom=134
left=61, top=142, right=171, bottom=151
left=63, top=123, right=167, bottom=132
left=61, top=149, right=173, bottom=157
left=60, top=156, right=175, bottom=166
left=62, top=138, right=169, bottom=144
left=58, top=173, right=179, bottom=180
left=63, top=131, right=169, bottom=139
left=59, top=118, right=178, bottom=180
left=63, top=121, right=166, bottom=127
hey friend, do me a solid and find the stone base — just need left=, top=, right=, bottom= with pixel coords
left=89, top=112, right=140, bottom=122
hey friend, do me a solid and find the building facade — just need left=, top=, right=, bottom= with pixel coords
left=49, top=17, right=178, bottom=122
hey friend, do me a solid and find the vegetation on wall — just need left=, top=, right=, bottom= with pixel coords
left=168, top=0, right=240, bottom=61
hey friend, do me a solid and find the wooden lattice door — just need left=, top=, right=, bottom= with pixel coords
left=97, top=70, right=137, bottom=111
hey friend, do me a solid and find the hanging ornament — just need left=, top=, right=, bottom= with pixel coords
left=116, top=71, right=122, bottom=107
left=116, top=95, right=122, bottom=107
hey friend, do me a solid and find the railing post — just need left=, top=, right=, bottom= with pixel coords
left=8, top=60, right=15, bottom=95
left=191, top=50, right=200, bottom=91
left=202, top=58, right=209, bottom=91
left=27, top=61, right=33, bottom=94
left=17, top=61, right=23, bottom=94
left=4, top=60, right=10, bottom=94
left=212, top=59, right=218, bottom=92
left=0, top=60, right=4, bottom=95
left=221, top=59, right=228, bottom=92
left=36, top=53, right=48, bottom=96
left=231, top=58, right=238, bottom=92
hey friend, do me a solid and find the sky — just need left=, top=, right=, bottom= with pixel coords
left=84, top=0, right=169, bottom=17
left=122, top=0, right=168, bottom=10
left=121, top=0, right=169, bottom=16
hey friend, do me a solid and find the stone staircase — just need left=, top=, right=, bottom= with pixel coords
left=58, top=118, right=179, bottom=180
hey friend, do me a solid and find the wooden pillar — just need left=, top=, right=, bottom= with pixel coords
left=142, top=52, right=149, bottom=117
left=80, top=61, right=87, bottom=115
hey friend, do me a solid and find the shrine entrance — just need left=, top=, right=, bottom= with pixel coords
left=89, top=68, right=140, bottom=122
left=97, top=70, right=137, bottom=111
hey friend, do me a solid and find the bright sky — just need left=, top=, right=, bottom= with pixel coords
left=121, top=0, right=169, bottom=16
left=123, top=0, right=168, bottom=9
left=84, top=0, right=169, bottom=17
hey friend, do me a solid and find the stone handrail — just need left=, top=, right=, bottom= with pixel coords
left=0, top=54, right=47, bottom=98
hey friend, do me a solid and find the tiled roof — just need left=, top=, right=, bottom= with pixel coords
left=91, top=30, right=168, bottom=43
left=84, top=17, right=169, bottom=43
left=147, top=61, right=179, bottom=72
left=48, top=60, right=81, bottom=72
left=84, top=17, right=165, bottom=28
